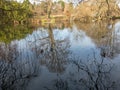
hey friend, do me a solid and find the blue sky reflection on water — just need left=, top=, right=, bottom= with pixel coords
left=14, top=24, right=99, bottom=62
left=13, top=21, right=120, bottom=90
left=24, top=25, right=99, bottom=90
left=1, top=21, right=120, bottom=90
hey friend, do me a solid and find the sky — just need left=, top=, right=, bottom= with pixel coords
left=16, top=0, right=81, bottom=4
left=16, top=0, right=62, bottom=3
left=16, top=0, right=36, bottom=4
left=16, top=0, right=120, bottom=6
left=16, top=0, right=82, bottom=7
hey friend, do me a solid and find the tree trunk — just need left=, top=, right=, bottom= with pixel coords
left=47, top=1, right=52, bottom=19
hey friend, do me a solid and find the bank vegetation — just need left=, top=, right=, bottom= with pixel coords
left=1, top=0, right=120, bottom=24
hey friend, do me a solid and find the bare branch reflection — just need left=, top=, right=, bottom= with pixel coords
left=0, top=43, right=40, bottom=90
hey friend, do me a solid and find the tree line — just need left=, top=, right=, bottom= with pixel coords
left=0, top=0, right=120, bottom=24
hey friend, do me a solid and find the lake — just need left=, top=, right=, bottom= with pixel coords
left=0, top=21, right=120, bottom=90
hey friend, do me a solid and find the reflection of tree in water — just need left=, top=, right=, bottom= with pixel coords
left=31, top=24, right=70, bottom=73
left=0, top=43, right=40, bottom=90
left=72, top=26, right=86, bottom=42
left=41, top=22, right=72, bottom=30
left=0, top=24, right=34, bottom=44
left=98, top=21, right=120, bottom=59
left=68, top=56, right=116, bottom=90
left=38, top=23, right=120, bottom=89
left=44, top=55, right=119, bottom=90
left=99, top=32, right=115, bottom=58
left=112, top=21, right=120, bottom=54
left=74, top=21, right=120, bottom=59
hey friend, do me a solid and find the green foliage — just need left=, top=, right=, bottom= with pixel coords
left=0, top=0, right=32, bottom=23
left=58, top=0, right=65, bottom=11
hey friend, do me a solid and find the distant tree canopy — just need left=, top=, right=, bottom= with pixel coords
left=0, top=0, right=32, bottom=24
left=0, top=0, right=119, bottom=23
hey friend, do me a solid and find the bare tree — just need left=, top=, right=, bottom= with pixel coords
left=34, top=0, right=53, bottom=18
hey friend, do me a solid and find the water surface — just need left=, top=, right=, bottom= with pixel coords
left=0, top=21, right=120, bottom=90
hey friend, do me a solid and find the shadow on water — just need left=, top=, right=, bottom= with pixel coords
left=0, top=21, right=120, bottom=90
